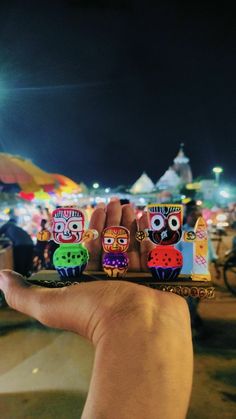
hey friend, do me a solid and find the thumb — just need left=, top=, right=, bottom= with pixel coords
left=0, top=269, right=40, bottom=313
left=0, top=270, right=121, bottom=344
left=0, top=269, right=69, bottom=329
left=0, top=270, right=93, bottom=337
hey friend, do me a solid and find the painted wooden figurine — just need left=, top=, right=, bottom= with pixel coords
left=191, top=216, right=211, bottom=281
left=137, top=204, right=183, bottom=281
left=51, top=207, right=98, bottom=279
left=102, top=226, right=130, bottom=278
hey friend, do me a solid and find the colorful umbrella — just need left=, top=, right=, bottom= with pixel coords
left=0, top=153, right=55, bottom=193
left=0, top=153, right=33, bottom=185
left=51, top=173, right=83, bottom=194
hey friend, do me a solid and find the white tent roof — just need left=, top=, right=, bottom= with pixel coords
left=156, top=167, right=181, bottom=189
left=130, top=172, right=155, bottom=194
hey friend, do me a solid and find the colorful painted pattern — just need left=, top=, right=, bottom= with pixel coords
left=102, top=226, right=130, bottom=277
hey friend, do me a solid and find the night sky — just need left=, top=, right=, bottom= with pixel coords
left=0, top=0, right=235, bottom=188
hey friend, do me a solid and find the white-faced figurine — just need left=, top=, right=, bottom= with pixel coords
left=51, top=207, right=98, bottom=280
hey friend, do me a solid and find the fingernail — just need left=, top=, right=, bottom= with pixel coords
left=109, top=196, right=119, bottom=202
left=97, top=202, right=106, bottom=209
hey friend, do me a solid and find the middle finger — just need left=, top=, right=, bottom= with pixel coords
left=121, top=204, right=140, bottom=271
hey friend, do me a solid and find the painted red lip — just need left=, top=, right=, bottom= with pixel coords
left=59, top=238, right=77, bottom=243
left=56, top=234, right=77, bottom=243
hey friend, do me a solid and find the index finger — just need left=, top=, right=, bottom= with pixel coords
left=105, top=200, right=122, bottom=227
left=121, top=204, right=140, bottom=271
left=86, top=207, right=106, bottom=270
left=138, top=212, right=155, bottom=272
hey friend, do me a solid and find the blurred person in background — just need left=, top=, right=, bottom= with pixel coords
left=33, top=218, right=51, bottom=270
left=0, top=210, right=34, bottom=277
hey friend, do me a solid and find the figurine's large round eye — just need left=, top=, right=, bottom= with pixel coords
left=104, top=237, right=114, bottom=244
left=168, top=215, right=180, bottom=231
left=151, top=215, right=165, bottom=231
left=68, top=221, right=83, bottom=231
left=118, top=238, right=128, bottom=245
left=54, top=222, right=65, bottom=232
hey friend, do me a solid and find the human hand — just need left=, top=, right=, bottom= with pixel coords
left=0, top=199, right=185, bottom=342
left=0, top=269, right=159, bottom=342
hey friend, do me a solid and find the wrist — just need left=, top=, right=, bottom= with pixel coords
left=91, top=283, right=160, bottom=346
left=83, top=287, right=193, bottom=419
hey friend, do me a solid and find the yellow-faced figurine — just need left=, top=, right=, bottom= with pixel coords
left=102, top=226, right=130, bottom=278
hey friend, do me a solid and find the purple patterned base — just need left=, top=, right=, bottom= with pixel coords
left=149, top=266, right=182, bottom=281
left=102, top=252, right=129, bottom=278
left=56, top=263, right=87, bottom=280
left=102, top=252, right=129, bottom=268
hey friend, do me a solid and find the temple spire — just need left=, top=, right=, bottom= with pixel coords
left=172, top=143, right=192, bottom=184
left=173, top=142, right=189, bottom=165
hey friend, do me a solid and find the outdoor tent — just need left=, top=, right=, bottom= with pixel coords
left=130, top=172, right=155, bottom=194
